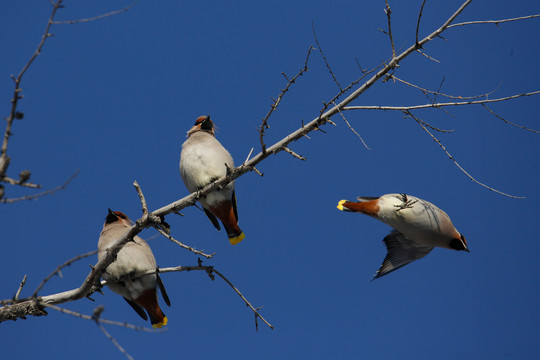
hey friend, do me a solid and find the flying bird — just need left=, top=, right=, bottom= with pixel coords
left=337, top=193, right=469, bottom=279
left=179, top=115, right=245, bottom=245
left=97, top=209, right=171, bottom=328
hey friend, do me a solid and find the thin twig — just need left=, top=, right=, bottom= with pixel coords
left=1, top=0, right=63, bottom=180
left=0, top=177, right=41, bottom=188
left=258, top=47, right=314, bottom=154
left=133, top=180, right=149, bottom=222
left=405, top=110, right=524, bottom=198
left=101, top=265, right=274, bottom=330
left=448, top=14, right=540, bottom=29
left=388, top=74, right=501, bottom=100
left=332, top=101, right=371, bottom=150
left=384, top=0, right=397, bottom=60
left=416, top=0, right=428, bottom=46
left=243, top=147, right=254, bottom=165
left=416, top=49, right=440, bottom=63
left=343, top=91, right=540, bottom=111
left=481, top=104, right=539, bottom=133
left=411, top=116, right=455, bottom=133
left=212, top=268, right=274, bottom=330
left=32, top=250, right=98, bottom=298
left=92, top=306, right=135, bottom=360
left=312, top=23, right=343, bottom=91
left=43, top=303, right=156, bottom=332
left=52, top=0, right=139, bottom=24
left=154, top=226, right=215, bottom=259
left=0, top=169, right=80, bottom=204
left=14, top=275, right=27, bottom=301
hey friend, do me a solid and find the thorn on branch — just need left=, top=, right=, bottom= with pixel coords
left=251, top=166, right=263, bottom=177
left=283, top=147, right=306, bottom=161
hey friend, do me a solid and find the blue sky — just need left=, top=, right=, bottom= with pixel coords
left=1, top=1, right=539, bottom=359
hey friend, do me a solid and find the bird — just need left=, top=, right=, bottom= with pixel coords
left=97, top=209, right=171, bottom=328
left=337, top=193, right=469, bottom=279
left=179, top=115, right=245, bottom=245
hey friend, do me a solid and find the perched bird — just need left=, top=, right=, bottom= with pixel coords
left=337, top=193, right=469, bottom=279
left=97, top=209, right=171, bottom=328
left=179, top=115, right=245, bottom=245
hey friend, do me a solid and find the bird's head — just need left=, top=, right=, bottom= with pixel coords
left=105, top=209, right=132, bottom=227
left=449, top=233, right=470, bottom=252
left=187, top=115, right=215, bottom=136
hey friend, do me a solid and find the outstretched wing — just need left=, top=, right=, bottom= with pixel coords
left=372, top=231, right=433, bottom=280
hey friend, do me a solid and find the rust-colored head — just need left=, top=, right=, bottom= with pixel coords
left=105, top=209, right=131, bottom=226
left=187, top=115, right=215, bottom=136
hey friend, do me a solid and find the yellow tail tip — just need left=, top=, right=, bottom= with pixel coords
left=229, top=232, right=245, bottom=245
left=337, top=200, right=348, bottom=211
left=152, top=316, right=168, bottom=329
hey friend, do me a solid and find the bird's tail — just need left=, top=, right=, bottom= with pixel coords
left=337, top=198, right=380, bottom=216
left=209, top=201, right=245, bottom=245
left=227, top=230, right=245, bottom=245
left=136, top=289, right=168, bottom=328
left=337, top=200, right=354, bottom=212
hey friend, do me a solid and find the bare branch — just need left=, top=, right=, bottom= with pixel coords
left=405, top=110, right=524, bottom=199
left=102, top=265, right=274, bottom=330
left=52, top=0, right=139, bottom=25
left=312, top=23, right=343, bottom=91
left=448, top=14, right=540, bottom=29
left=14, top=275, right=27, bottom=301
left=32, top=250, right=98, bottom=298
left=0, top=169, right=79, bottom=204
left=1, top=0, right=63, bottom=183
left=243, top=147, right=254, bottom=165
left=154, top=226, right=215, bottom=259
left=1, top=176, right=41, bottom=188
left=416, top=0, right=428, bottom=46
left=332, top=101, right=371, bottom=150
left=387, top=74, right=501, bottom=100
left=384, top=0, right=397, bottom=60
left=481, top=104, right=539, bottom=133
left=133, top=180, right=149, bottom=222
left=343, top=91, right=540, bottom=111
left=258, top=46, right=314, bottom=154
left=412, top=116, right=455, bottom=133
left=416, top=49, right=440, bottom=63
left=92, top=306, right=135, bottom=360
left=43, top=303, right=156, bottom=332
left=212, top=268, right=274, bottom=330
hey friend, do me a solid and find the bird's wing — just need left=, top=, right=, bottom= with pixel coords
left=356, top=196, right=380, bottom=202
left=372, top=230, right=433, bottom=280
left=156, top=274, right=171, bottom=307
left=203, top=207, right=221, bottom=231
left=123, top=297, right=148, bottom=320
